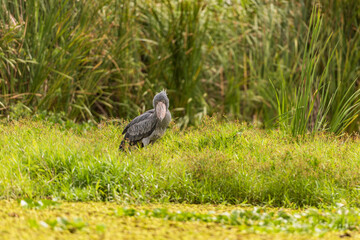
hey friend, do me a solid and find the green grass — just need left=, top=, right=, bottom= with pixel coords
left=0, top=118, right=360, bottom=208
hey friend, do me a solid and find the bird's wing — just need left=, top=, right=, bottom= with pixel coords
left=124, top=116, right=157, bottom=142
left=122, top=109, right=154, bottom=134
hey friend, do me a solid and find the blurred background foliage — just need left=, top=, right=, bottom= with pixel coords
left=0, top=0, right=359, bottom=134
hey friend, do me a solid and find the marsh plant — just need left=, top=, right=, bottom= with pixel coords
left=0, top=0, right=359, bottom=133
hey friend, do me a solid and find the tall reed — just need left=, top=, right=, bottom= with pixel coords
left=0, top=0, right=359, bottom=133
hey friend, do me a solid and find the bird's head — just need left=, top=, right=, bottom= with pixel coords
left=153, top=90, right=169, bottom=121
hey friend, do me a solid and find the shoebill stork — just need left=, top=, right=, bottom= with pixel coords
left=119, top=90, right=171, bottom=150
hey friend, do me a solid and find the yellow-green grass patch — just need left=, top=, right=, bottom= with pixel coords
left=1, top=201, right=359, bottom=240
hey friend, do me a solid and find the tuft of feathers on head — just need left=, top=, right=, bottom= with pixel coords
left=153, top=89, right=169, bottom=109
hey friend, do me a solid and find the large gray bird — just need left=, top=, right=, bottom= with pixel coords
left=119, top=90, right=171, bottom=150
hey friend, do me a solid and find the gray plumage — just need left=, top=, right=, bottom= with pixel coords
left=119, top=90, right=171, bottom=150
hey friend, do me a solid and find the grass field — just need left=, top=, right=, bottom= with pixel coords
left=1, top=118, right=360, bottom=238
left=1, top=117, right=360, bottom=207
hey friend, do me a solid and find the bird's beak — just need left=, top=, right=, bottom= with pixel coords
left=156, top=102, right=166, bottom=121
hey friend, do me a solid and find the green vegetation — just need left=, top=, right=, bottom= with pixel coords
left=19, top=198, right=60, bottom=210
left=0, top=118, right=359, bottom=208
left=115, top=206, right=360, bottom=235
left=1, top=0, right=359, bottom=132
left=1, top=1, right=359, bottom=238
left=0, top=200, right=358, bottom=239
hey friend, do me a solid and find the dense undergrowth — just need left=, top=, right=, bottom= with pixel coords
left=1, top=0, right=359, bottom=131
left=0, top=118, right=359, bottom=208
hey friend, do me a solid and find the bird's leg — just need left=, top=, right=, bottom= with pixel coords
left=141, top=138, right=150, bottom=147
left=136, top=142, right=144, bottom=148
